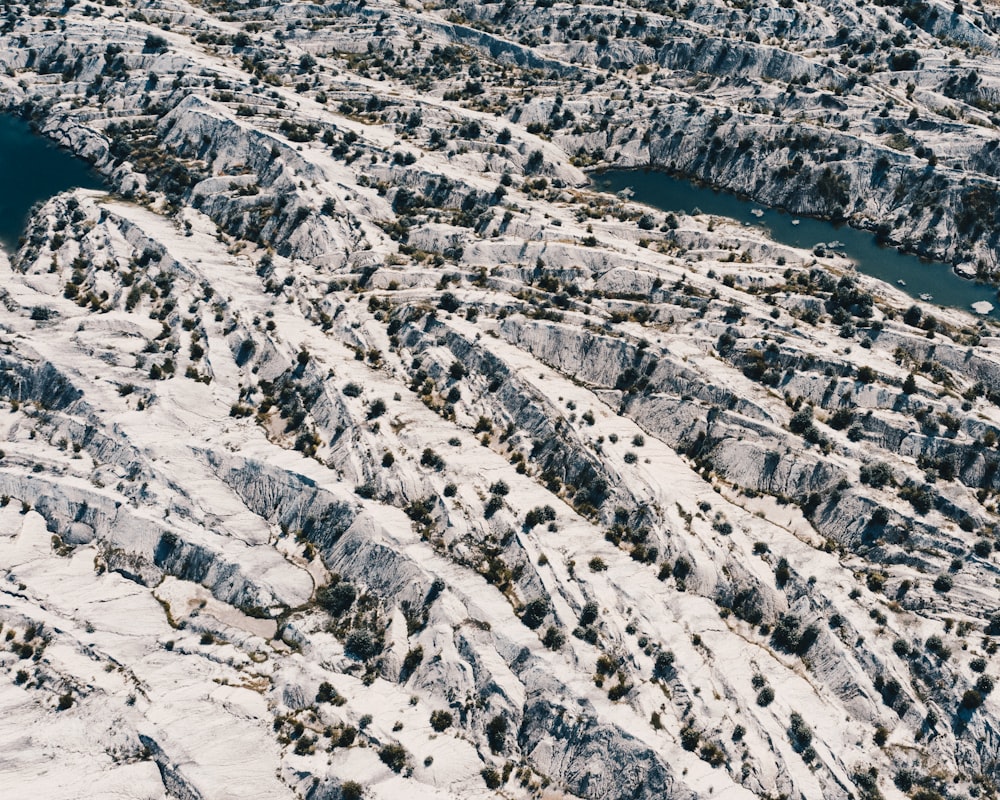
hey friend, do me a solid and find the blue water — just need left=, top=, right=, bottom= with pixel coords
left=0, top=115, right=104, bottom=252
left=593, top=169, right=1000, bottom=320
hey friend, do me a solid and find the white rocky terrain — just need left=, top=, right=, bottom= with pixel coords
left=2, top=1, right=1000, bottom=799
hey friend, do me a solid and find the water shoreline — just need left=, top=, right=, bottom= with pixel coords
left=590, top=166, right=1000, bottom=320
left=0, top=113, right=105, bottom=253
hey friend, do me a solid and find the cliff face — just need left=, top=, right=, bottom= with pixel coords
left=3, top=1, right=1000, bottom=799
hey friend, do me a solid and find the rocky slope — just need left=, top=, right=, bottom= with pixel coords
left=2, top=1, right=1000, bottom=799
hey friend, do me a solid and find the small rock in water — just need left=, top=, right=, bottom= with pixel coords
left=972, top=300, right=993, bottom=314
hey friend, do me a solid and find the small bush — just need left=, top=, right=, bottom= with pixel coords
left=699, top=741, right=726, bottom=767
left=341, top=781, right=364, bottom=800
left=316, top=681, right=344, bottom=705
left=542, top=626, right=565, bottom=650
left=482, top=768, right=503, bottom=789
left=317, top=581, right=357, bottom=616
left=771, top=614, right=819, bottom=655
left=420, top=448, right=445, bottom=471
left=788, top=712, right=813, bottom=753
left=344, top=629, right=381, bottom=660
left=756, top=686, right=775, bottom=706
left=521, top=598, right=549, bottom=630
left=486, top=715, right=507, bottom=753
left=143, top=33, right=168, bottom=53
left=378, top=743, right=408, bottom=773
left=430, top=710, right=453, bottom=732
left=484, top=495, right=504, bottom=518
left=579, top=601, right=599, bottom=627
left=774, top=557, right=791, bottom=587
left=608, top=682, right=631, bottom=701
left=653, top=650, right=675, bottom=678
left=961, top=689, right=984, bottom=710
left=401, top=647, right=424, bottom=678
left=857, top=365, right=878, bottom=384
left=860, top=462, right=893, bottom=488
left=524, top=505, right=556, bottom=529
left=438, top=292, right=460, bottom=313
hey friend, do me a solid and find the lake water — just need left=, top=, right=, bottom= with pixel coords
left=0, top=114, right=104, bottom=253
left=592, top=169, right=1000, bottom=320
